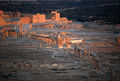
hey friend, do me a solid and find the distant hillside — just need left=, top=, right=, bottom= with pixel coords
left=0, top=0, right=120, bottom=24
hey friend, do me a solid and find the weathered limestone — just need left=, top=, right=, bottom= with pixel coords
left=8, top=30, right=17, bottom=37
left=0, top=10, right=4, bottom=16
left=61, top=17, right=72, bottom=23
left=0, top=10, right=72, bottom=26
left=60, top=17, right=68, bottom=22
left=20, top=17, right=32, bottom=25
left=46, top=11, right=72, bottom=23
left=0, top=17, right=15, bottom=26
left=47, top=11, right=60, bottom=21
left=57, top=35, right=63, bottom=48
left=0, top=10, right=9, bottom=18
left=32, top=13, right=46, bottom=23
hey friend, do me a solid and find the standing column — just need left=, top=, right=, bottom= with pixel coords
left=20, top=24, right=23, bottom=36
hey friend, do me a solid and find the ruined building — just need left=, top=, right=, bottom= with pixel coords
left=0, top=9, right=72, bottom=30
left=0, top=10, right=9, bottom=18
left=59, top=17, right=72, bottom=23
left=11, top=12, right=20, bottom=18
left=0, top=17, right=16, bottom=26
left=0, top=10, right=17, bottom=26
left=19, top=17, right=32, bottom=35
left=19, top=17, right=32, bottom=25
left=46, top=11, right=72, bottom=23
left=1, top=27, right=17, bottom=39
left=47, top=11, right=60, bottom=21
left=3, top=11, right=20, bottom=18
left=0, top=10, right=3, bottom=16
left=32, top=13, right=46, bottom=23
left=57, top=35, right=63, bottom=48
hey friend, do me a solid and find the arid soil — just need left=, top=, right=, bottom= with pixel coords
left=0, top=22, right=120, bottom=81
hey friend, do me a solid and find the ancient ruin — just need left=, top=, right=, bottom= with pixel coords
left=0, top=9, right=120, bottom=81
left=47, top=11, right=60, bottom=21
left=20, top=17, right=32, bottom=24
left=33, top=13, right=46, bottom=23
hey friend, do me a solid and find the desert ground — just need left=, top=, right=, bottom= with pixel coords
left=0, top=22, right=120, bottom=81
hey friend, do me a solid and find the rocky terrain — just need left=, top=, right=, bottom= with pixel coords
left=0, top=22, right=120, bottom=81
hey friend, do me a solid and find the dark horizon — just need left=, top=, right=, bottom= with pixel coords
left=0, top=0, right=120, bottom=24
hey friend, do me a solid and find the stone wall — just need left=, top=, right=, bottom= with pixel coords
left=0, top=10, right=3, bottom=16
left=47, top=11, right=60, bottom=21
left=32, top=13, right=46, bottom=23
left=20, top=17, right=32, bottom=24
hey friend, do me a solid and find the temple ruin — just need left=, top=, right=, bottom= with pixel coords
left=47, top=11, right=60, bottom=21
left=0, top=10, right=4, bottom=16
left=20, top=17, right=32, bottom=25
left=32, top=13, right=46, bottom=23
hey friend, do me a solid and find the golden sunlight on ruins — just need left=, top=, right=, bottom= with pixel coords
left=0, top=10, right=81, bottom=48
left=0, top=8, right=120, bottom=81
left=0, top=10, right=72, bottom=38
left=0, top=10, right=120, bottom=46
left=0, top=10, right=72, bottom=26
